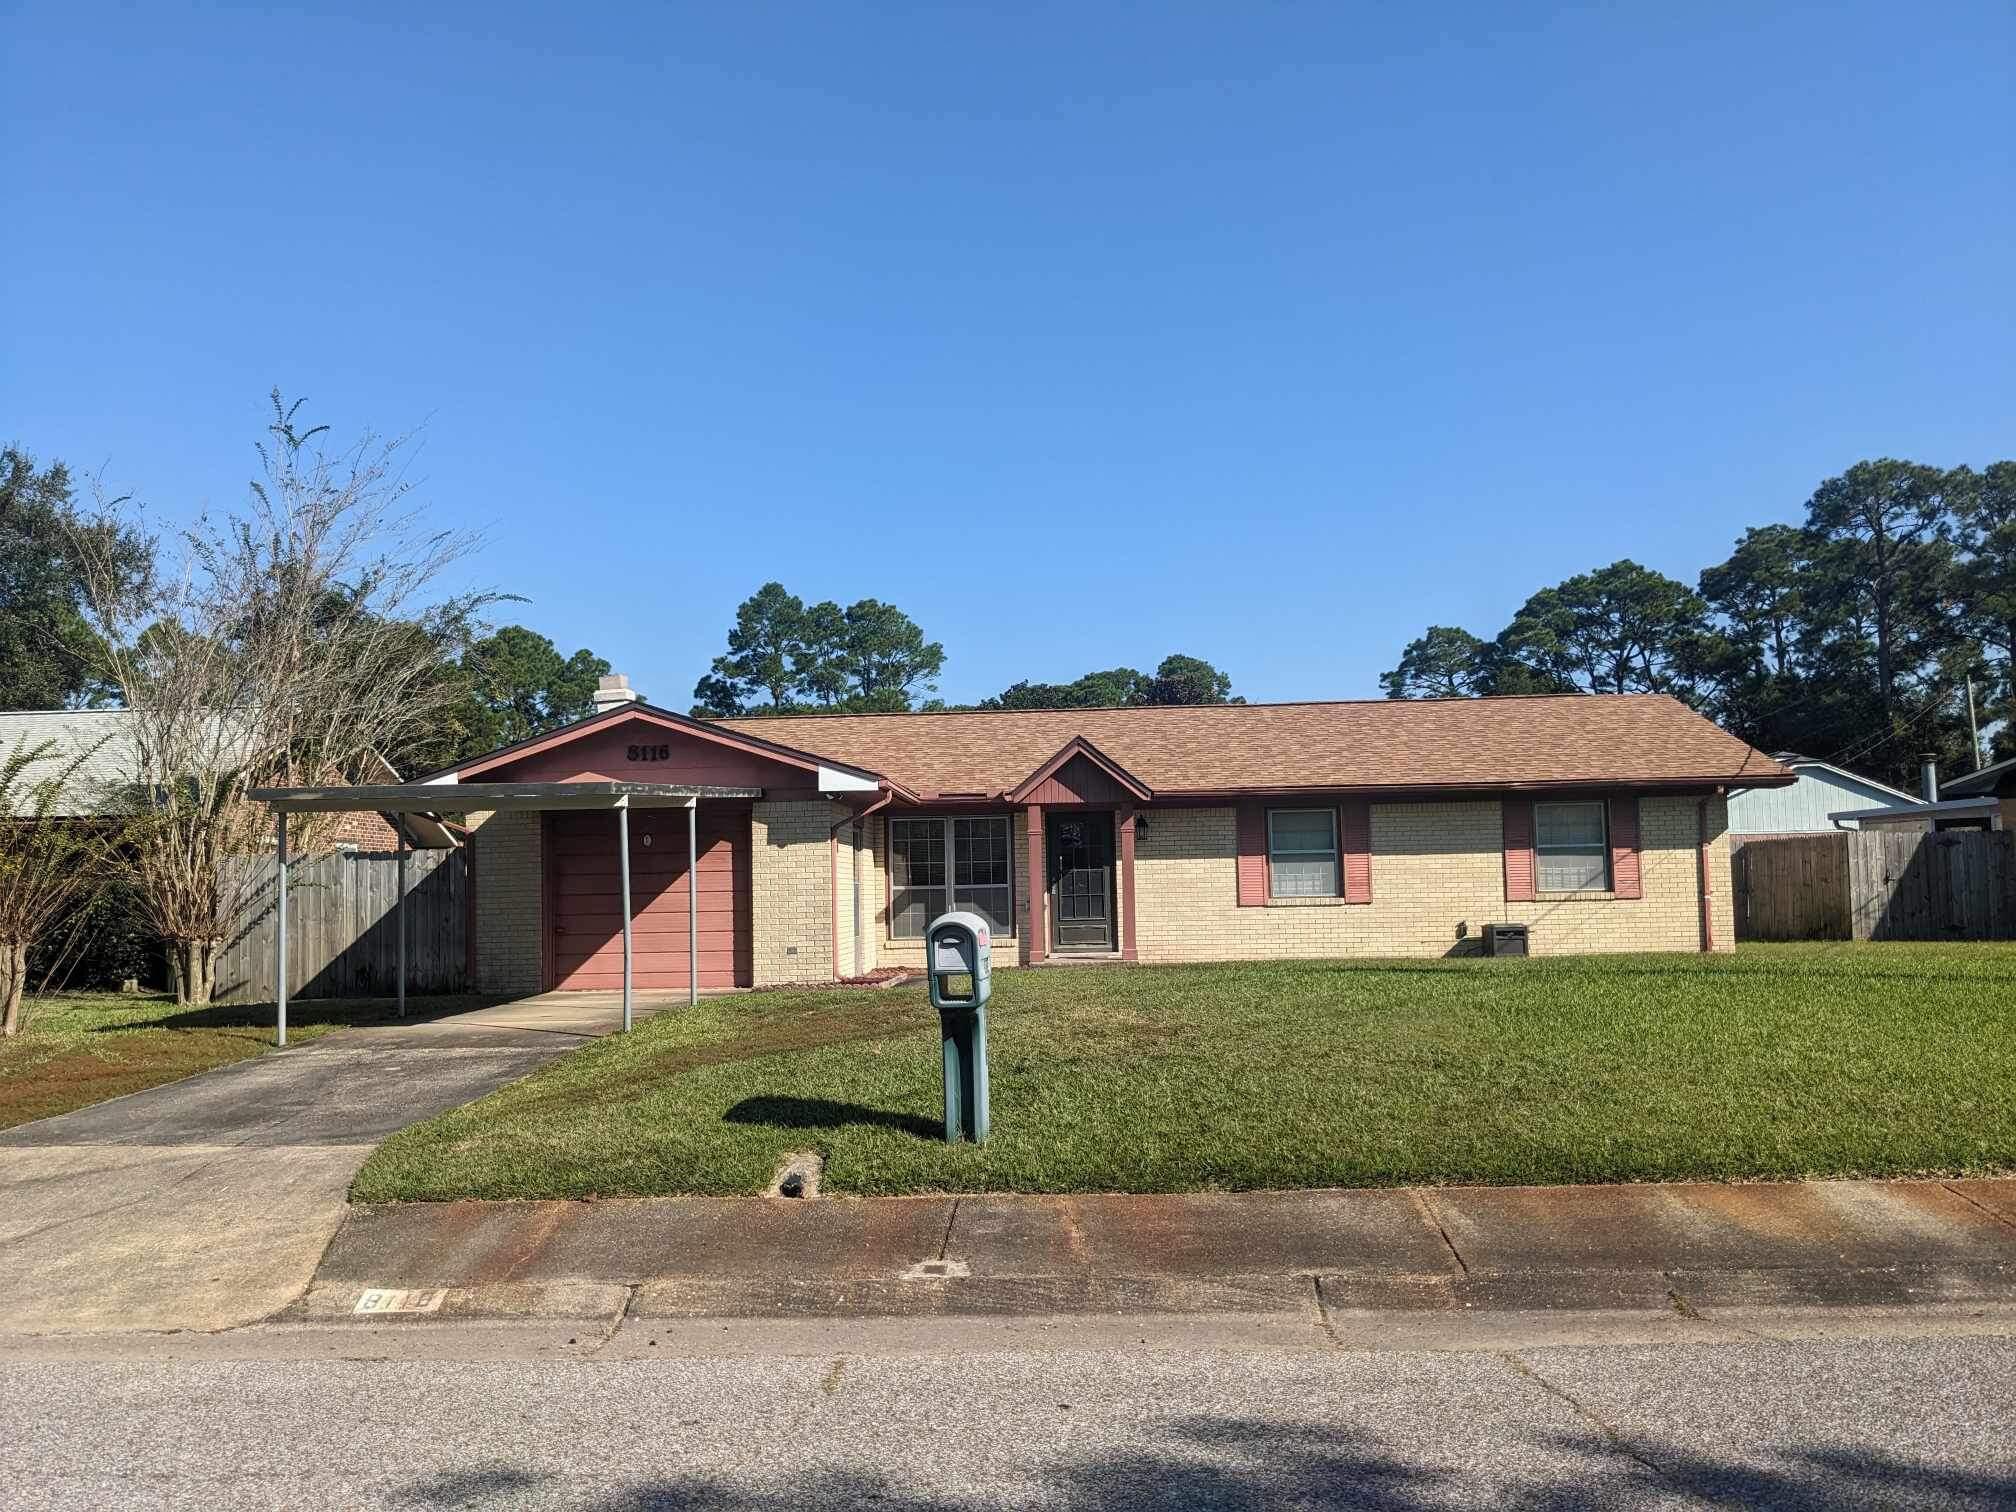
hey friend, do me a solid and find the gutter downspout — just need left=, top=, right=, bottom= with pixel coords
left=829, top=787, right=896, bottom=980
left=1697, top=791, right=1718, bottom=952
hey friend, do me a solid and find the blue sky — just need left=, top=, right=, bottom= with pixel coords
left=5, top=2, right=2011, bottom=708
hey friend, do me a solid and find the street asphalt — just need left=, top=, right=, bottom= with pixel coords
left=4, top=1330, right=2014, bottom=1509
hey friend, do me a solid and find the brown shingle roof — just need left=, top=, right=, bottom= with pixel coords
left=716, top=694, right=1790, bottom=798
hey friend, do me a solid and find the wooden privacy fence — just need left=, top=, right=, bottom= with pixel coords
left=1732, top=835, right=1851, bottom=941
left=214, top=848, right=469, bottom=1002
left=1735, top=830, right=2016, bottom=942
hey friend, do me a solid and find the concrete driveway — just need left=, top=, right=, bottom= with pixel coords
left=395, top=987, right=737, bottom=1040
left=0, top=1008, right=589, bottom=1335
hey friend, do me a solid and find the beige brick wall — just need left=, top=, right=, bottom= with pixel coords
left=864, top=812, right=1030, bottom=970
left=834, top=814, right=876, bottom=978
left=470, top=809, right=543, bottom=992
left=1134, top=795, right=1732, bottom=961
left=471, top=795, right=1732, bottom=993
left=751, top=799, right=848, bottom=986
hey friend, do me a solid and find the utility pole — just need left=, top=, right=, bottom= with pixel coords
left=1966, top=677, right=1984, bottom=771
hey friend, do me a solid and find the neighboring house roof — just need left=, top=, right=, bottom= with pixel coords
left=0, top=709, right=145, bottom=817
left=1941, top=754, right=2016, bottom=798
left=0, top=709, right=435, bottom=842
left=1765, top=753, right=1917, bottom=806
left=715, top=693, right=1790, bottom=799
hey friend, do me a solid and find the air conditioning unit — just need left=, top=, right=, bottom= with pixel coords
left=1483, top=923, right=1530, bottom=957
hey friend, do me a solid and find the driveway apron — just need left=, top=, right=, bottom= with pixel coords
left=0, top=1015, right=581, bottom=1335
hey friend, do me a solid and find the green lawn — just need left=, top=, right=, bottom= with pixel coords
left=0, top=992, right=499, bottom=1131
left=352, top=943, right=2016, bottom=1201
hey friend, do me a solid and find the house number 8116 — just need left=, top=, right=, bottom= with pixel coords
left=626, top=744, right=671, bottom=762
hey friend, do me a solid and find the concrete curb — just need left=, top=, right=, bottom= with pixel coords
left=279, top=1177, right=2016, bottom=1338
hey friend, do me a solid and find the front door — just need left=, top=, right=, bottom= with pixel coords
left=1047, top=813, right=1115, bottom=951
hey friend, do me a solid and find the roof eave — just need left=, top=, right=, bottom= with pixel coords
left=1148, top=775, right=1784, bottom=800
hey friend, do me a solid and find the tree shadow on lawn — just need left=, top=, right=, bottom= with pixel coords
left=84, top=994, right=513, bottom=1034
left=721, top=1093, right=940, bottom=1140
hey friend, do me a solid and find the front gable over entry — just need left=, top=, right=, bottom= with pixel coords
left=1008, top=737, right=1153, bottom=806
left=439, top=703, right=889, bottom=794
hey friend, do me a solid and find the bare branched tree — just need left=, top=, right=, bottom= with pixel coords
left=71, top=391, right=495, bottom=1004
left=0, top=739, right=116, bottom=1036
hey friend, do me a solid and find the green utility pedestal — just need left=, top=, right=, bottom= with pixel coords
left=926, top=911, right=993, bottom=1144
left=939, top=1003, right=989, bottom=1144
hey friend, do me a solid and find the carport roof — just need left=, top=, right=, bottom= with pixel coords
left=250, top=781, right=762, bottom=814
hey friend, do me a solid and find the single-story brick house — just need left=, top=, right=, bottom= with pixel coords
left=426, top=681, right=1792, bottom=994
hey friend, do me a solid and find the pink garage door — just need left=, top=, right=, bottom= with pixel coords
left=546, top=806, right=752, bottom=991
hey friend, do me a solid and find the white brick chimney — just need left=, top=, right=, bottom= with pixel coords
left=593, top=673, right=643, bottom=713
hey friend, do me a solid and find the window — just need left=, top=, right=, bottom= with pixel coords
left=1535, top=800, right=1610, bottom=892
left=951, top=817, right=1013, bottom=935
left=888, top=819, right=945, bottom=939
left=1267, top=808, right=1338, bottom=897
left=890, top=816, right=1014, bottom=937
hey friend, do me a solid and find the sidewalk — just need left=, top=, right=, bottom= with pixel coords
left=291, top=1178, right=2016, bottom=1347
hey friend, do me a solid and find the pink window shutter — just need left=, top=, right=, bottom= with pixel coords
left=1503, top=798, right=1537, bottom=902
left=1339, top=800, right=1372, bottom=903
left=1236, top=801, right=1268, bottom=905
left=1609, top=797, right=1643, bottom=899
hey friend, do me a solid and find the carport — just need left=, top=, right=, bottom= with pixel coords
left=250, top=781, right=762, bottom=1045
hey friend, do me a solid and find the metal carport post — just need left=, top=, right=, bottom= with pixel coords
left=617, top=798, right=633, bottom=1033
left=274, top=810, right=289, bottom=1047
left=687, top=798, right=698, bottom=1007
left=396, top=834, right=408, bottom=1018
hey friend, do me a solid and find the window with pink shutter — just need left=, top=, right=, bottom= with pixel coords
left=1340, top=799, right=1372, bottom=903
left=1235, top=801, right=1268, bottom=905
left=1503, top=799, right=1537, bottom=902
left=1609, top=797, right=1643, bottom=899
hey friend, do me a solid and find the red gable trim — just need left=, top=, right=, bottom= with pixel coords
left=1005, top=736, right=1153, bottom=805
left=444, top=701, right=898, bottom=792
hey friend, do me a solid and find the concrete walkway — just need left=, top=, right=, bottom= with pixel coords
left=0, top=1011, right=582, bottom=1334
left=298, top=1178, right=2016, bottom=1345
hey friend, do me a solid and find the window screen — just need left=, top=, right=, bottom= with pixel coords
left=888, top=818, right=946, bottom=939
left=890, top=816, right=1014, bottom=937
left=1535, top=801, right=1610, bottom=892
left=951, top=816, right=1013, bottom=934
left=1267, top=808, right=1338, bottom=898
